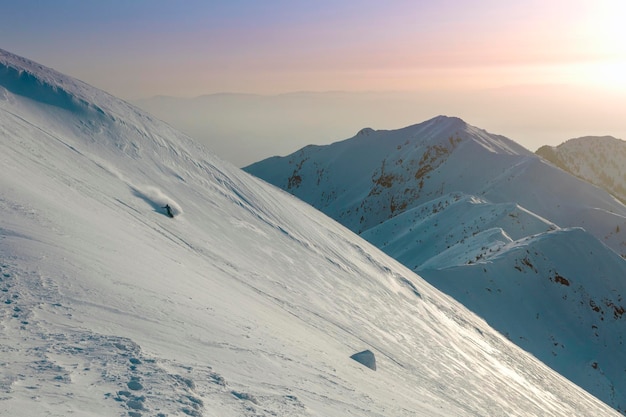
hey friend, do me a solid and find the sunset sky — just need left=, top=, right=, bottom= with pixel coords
left=3, top=0, right=624, bottom=97
left=1, top=0, right=625, bottom=162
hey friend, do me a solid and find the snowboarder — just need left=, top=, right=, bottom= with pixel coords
left=163, top=204, right=174, bottom=218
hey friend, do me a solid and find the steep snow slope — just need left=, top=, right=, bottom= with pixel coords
left=361, top=193, right=558, bottom=270
left=245, top=116, right=626, bottom=413
left=537, top=136, right=626, bottom=204
left=1, top=49, right=619, bottom=416
left=421, top=227, right=626, bottom=408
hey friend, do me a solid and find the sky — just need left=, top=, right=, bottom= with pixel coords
left=2, top=0, right=625, bottom=163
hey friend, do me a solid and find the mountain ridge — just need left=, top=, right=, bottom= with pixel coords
left=537, top=135, right=626, bottom=204
left=244, top=115, right=626, bottom=412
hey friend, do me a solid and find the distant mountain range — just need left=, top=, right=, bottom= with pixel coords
left=133, top=86, right=626, bottom=168
left=245, top=116, right=626, bottom=412
left=537, top=136, right=626, bottom=204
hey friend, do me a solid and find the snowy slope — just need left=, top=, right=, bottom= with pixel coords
left=537, top=136, right=626, bottom=204
left=245, top=116, right=626, bottom=413
left=2, top=49, right=620, bottom=416
left=423, top=227, right=626, bottom=408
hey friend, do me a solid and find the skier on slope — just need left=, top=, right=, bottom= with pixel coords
left=163, top=204, right=174, bottom=218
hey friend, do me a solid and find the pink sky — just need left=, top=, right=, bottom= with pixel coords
left=2, top=0, right=624, bottom=98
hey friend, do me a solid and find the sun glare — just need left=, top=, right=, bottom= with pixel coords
left=596, top=61, right=626, bottom=90
left=569, top=0, right=626, bottom=91
left=571, top=60, right=626, bottom=92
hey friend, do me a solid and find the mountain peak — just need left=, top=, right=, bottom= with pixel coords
left=536, top=135, right=626, bottom=203
left=352, top=116, right=465, bottom=141
left=427, top=114, right=467, bottom=126
left=564, top=135, right=624, bottom=145
left=356, top=127, right=375, bottom=136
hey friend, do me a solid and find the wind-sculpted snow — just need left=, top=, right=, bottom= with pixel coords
left=421, top=227, right=626, bottom=408
left=361, top=193, right=557, bottom=269
left=0, top=53, right=105, bottom=118
left=0, top=48, right=621, bottom=416
left=245, top=114, right=626, bottom=413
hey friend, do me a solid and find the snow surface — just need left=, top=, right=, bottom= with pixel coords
left=0, top=48, right=622, bottom=417
left=245, top=115, right=626, bottom=413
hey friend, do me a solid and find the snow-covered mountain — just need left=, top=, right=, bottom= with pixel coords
left=245, top=116, right=626, bottom=412
left=2, top=49, right=620, bottom=416
left=537, top=136, right=626, bottom=204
